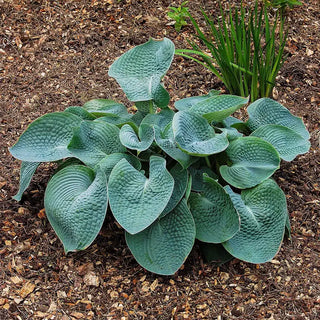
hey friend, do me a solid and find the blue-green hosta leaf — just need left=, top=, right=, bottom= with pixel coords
left=83, top=99, right=128, bottom=117
left=160, top=163, right=188, bottom=217
left=247, top=98, right=310, bottom=140
left=68, top=120, right=126, bottom=167
left=174, top=90, right=220, bottom=111
left=223, top=179, right=287, bottom=263
left=154, top=124, right=196, bottom=169
left=12, top=161, right=40, bottom=201
left=125, top=199, right=196, bottom=275
left=250, top=124, right=310, bottom=161
left=95, top=153, right=141, bottom=180
left=172, top=111, right=229, bottom=156
left=119, top=124, right=154, bottom=152
left=108, top=156, right=174, bottom=234
left=199, top=242, right=234, bottom=265
left=188, top=165, right=218, bottom=192
left=10, top=112, right=82, bottom=162
left=189, top=176, right=240, bottom=243
left=97, top=113, right=133, bottom=127
left=64, top=107, right=96, bottom=120
left=44, top=165, right=108, bottom=253
left=220, top=137, right=280, bottom=189
left=108, top=38, right=174, bottom=106
left=190, top=95, right=249, bottom=122
left=141, top=108, right=174, bottom=131
left=217, top=116, right=244, bottom=141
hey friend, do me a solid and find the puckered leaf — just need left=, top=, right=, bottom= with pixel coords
left=220, top=137, right=280, bottom=189
left=64, top=107, right=96, bottom=120
left=188, top=164, right=218, bottom=192
left=12, top=161, right=40, bottom=201
left=172, top=111, right=229, bottom=156
left=83, top=99, right=128, bottom=117
left=10, top=112, right=82, bottom=162
left=108, top=38, right=174, bottom=107
left=125, top=199, right=195, bottom=275
left=108, top=156, right=174, bottom=234
left=141, top=108, right=174, bottom=130
left=190, top=95, right=249, bottom=122
left=223, top=179, right=287, bottom=263
left=247, top=98, right=310, bottom=140
left=44, top=165, right=108, bottom=253
left=119, top=124, right=154, bottom=152
left=251, top=124, right=310, bottom=161
left=68, top=120, right=126, bottom=167
left=189, top=176, right=240, bottom=243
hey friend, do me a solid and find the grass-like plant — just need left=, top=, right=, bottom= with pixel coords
left=175, top=1, right=288, bottom=102
left=10, top=38, right=310, bottom=275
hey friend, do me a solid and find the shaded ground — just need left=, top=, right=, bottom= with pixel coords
left=0, top=0, right=319, bottom=319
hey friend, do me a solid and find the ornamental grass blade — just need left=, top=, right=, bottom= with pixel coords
left=108, top=156, right=174, bottom=234
left=44, top=165, right=108, bottom=253
left=189, top=175, right=240, bottom=243
left=10, top=112, right=82, bottom=162
left=125, top=199, right=195, bottom=275
left=220, top=136, right=280, bottom=189
left=223, top=179, right=287, bottom=263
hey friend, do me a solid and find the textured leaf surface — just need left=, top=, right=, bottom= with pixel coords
left=189, top=176, right=239, bottom=243
left=83, top=99, right=128, bottom=117
left=188, top=165, right=218, bottom=192
left=119, top=124, right=154, bottom=152
left=220, top=137, right=280, bottom=189
left=173, top=111, right=229, bottom=156
left=108, top=38, right=174, bottom=105
left=68, top=120, right=126, bottom=167
left=251, top=124, right=310, bottom=161
left=160, top=163, right=188, bottom=217
left=64, top=107, right=96, bottom=120
left=223, top=179, right=287, bottom=263
left=108, top=156, right=174, bottom=234
left=190, top=95, right=249, bottom=122
left=44, top=165, right=108, bottom=253
left=13, top=161, right=40, bottom=201
left=141, top=108, right=174, bottom=131
left=125, top=199, right=195, bottom=275
left=10, top=112, right=82, bottom=162
left=247, top=98, right=310, bottom=140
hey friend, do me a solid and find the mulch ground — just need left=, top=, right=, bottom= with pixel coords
left=0, top=0, right=319, bottom=319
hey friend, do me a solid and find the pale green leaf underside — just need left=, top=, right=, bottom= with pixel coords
left=125, top=199, right=196, bottom=275
left=108, top=38, right=175, bottom=104
left=220, top=137, right=280, bottom=189
left=108, top=156, right=174, bottom=234
left=44, top=165, right=108, bottom=253
left=173, top=111, right=229, bottom=156
left=251, top=124, right=310, bottom=161
left=68, top=120, right=126, bottom=167
left=189, top=176, right=240, bottom=243
left=10, top=112, right=82, bottom=162
left=13, top=161, right=40, bottom=201
left=190, top=95, right=249, bottom=122
left=223, top=179, right=287, bottom=263
left=119, top=124, right=154, bottom=152
left=247, top=98, right=310, bottom=140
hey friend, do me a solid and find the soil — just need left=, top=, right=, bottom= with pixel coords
left=0, top=0, right=319, bottom=319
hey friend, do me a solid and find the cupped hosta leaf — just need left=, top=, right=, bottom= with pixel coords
left=10, top=112, right=82, bottom=162
left=160, top=163, right=188, bottom=217
left=44, top=165, right=108, bottom=253
left=172, top=111, right=229, bottom=156
left=223, top=179, right=287, bottom=263
left=68, top=120, right=126, bottom=167
left=83, top=99, right=128, bottom=117
left=199, top=242, right=234, bottom=265
left=174, top=90, right=220, bottom=111
left=96, top=153, right=141, bottom=180
left=189, top=175, right=240, bottom=243
left=97, top=113, right=133, bottom=127
left=250, top=124, right=310, bottom=161
left=188, top=165, right=218, bottom=192
left=247, top=98, right=310, bottom=140
left=220, top=137, right=280, bottom=189
left=125, top=199, right=196, bottom=275
left=12, top=161, right=40, bottom=201
left=141, top=108, right=174, bottom=131
left=154, top=123, right=196, bottom=169
left=108, top=156, right=174, bottom=234
left=108, top=38, right=175, bottom=106
left=119, top=124, right=154, bottom=152
left=64, top=107, right=96, bottom=120
left=190, top=95, right=249, bottom=122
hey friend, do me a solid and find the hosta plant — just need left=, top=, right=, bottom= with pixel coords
left=10, top=38, right=310, bottom=275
